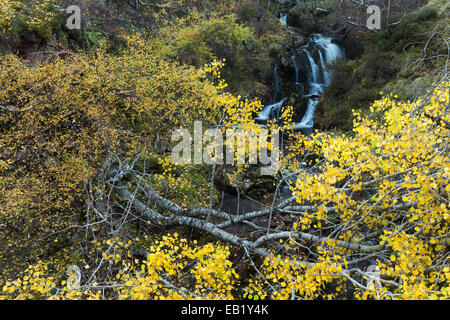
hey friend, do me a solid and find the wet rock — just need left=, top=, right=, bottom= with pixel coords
left=289, top=93, right=309, bottom=123
left=214, top=165, right=276, bottom=199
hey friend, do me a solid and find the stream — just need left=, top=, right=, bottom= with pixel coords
left=217, top=17, right=345, bottom=217
left=255, top=32, right=344, bottom=135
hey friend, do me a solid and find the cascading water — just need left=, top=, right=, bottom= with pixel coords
left=280, top=13, right=288, bottom=25
left=272, top=64, right=281, bottom=103
left=255, top=33, right=344, bottom=135
left=318, top=50, right=330, bottom=86
left=254, top=97, right=288, bottom=122
left=292, top=55, right=299, bottom=85
left=303, top=48, right=320, bottom=84
left=294, top=35, right=344, bottom=134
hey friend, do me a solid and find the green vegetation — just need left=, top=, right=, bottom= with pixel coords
left=0, top=0, right=448, bottom=301
left=317, top=0, right=448, bottom=131
left=0, top=0, right=60, bottom=40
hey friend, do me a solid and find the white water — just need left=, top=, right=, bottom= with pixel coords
left=293, top=98, right=318, bottom=130
left=303, top=49, right=320, bottom=84
left=294, top=35, right=344, bottom=132
left=254, top=97, right=288, bottom=122
left=315, top=35, right=344, bottom=63
left=254, top=34, right=344, bottom=134
left=318, top=49, right=329, bottom=86
left=293, top=35, right=343, bottom=133
left=280, top=13, right=288, bottom=25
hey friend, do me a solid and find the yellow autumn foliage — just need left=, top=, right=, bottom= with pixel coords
left=1, top=81, right=448, bottom=300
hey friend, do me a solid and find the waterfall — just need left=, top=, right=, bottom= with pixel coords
left=255, top=34, right=344, bottom=135
left=318, top=36, right=343, bottom=63
left=294, top=34, right=343, bottom=133
left=291, top=55, right=300, bottom=85
left=280, top=13, right=288, bottom=25
left=318, top=49, right=329, bottom=86
left=303, top=49, right=319, bottom=85
left=272, top=64, right=281, bottom=103
left=255, top=97, right=288, bottom=122
left=292, top=98, right=319, bottom=135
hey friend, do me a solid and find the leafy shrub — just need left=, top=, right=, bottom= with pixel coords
left=412, top=5, right=439, bottom=21
left=0, top=0, right=60, bottom=39
left=152, top=13, right=274, bottom=98
left=157, top=14, right=255, bottom=67
left=0, top=38, right=225, bottom=275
